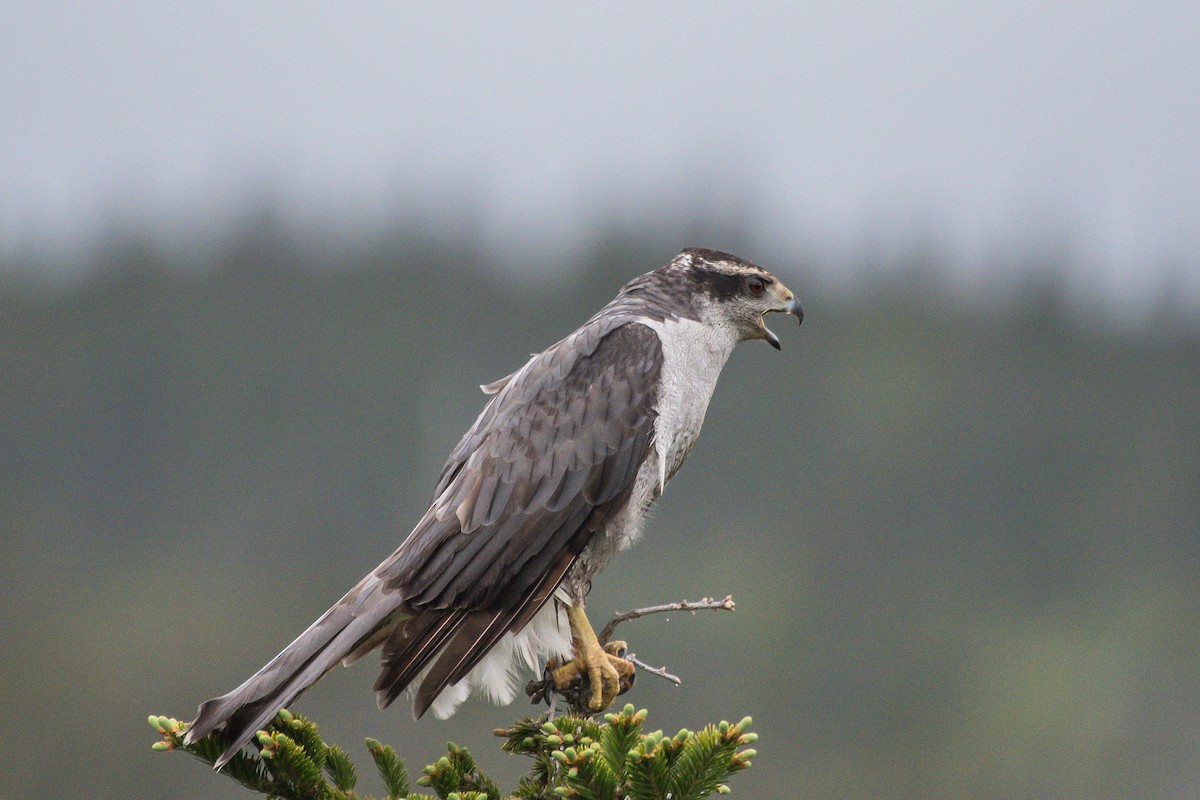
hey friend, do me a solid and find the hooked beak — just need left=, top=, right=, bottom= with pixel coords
left=763, top=294, right=804, bottom=350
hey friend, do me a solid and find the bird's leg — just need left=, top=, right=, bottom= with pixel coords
left=550, top=604, right=634, bottom=712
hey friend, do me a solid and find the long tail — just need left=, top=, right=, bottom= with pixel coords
left=186, top=555, right=577, bottom=767
left=184, top=573, right=403, bottom=768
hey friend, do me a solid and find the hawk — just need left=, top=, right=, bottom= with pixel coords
left=186, top=248, right=803, bottom=766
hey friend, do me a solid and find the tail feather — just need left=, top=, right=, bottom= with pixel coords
left=185, top=574, right=402, bottom=768
left=186, top=554, right=578, bottom=767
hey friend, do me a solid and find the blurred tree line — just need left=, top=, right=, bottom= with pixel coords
left=1, top=219, right=1197, bottom=799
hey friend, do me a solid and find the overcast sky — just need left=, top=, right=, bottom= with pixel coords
left=2, top=2, right=1198, bottom=301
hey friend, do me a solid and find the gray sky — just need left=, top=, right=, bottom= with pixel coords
left=3, top=2, right=1198, bottom=302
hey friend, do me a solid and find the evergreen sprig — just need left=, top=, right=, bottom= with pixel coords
left=366, top=737, right=410, bottom=799
left=150, top=704, right=756, bottom=800
left=325, top=745, right=359, bottom=793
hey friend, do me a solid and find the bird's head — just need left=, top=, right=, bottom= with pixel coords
left=671, top=248, right=804, bottom=349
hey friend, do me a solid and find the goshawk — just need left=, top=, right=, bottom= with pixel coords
left=186, top=247, right=803, bottom=766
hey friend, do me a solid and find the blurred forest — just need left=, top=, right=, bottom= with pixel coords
left=1, top=221, right=1198, bottom=800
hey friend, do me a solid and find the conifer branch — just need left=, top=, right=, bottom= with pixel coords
left=150, top=704, right=756, bottom=799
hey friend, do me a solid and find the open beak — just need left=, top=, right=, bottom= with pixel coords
left=763, top=293, right=804, bottom=350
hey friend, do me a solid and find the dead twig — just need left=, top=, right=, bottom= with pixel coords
left=598, top=594, right=736, bottom=644
left=626, top=653, right=681, bottom=685
left=526, top=594, right=736, bottom=710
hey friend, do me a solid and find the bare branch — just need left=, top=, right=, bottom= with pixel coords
left=526, top=595, right=737, bottom=709
left=599, top=595, right=735, bottom=644
left=626, top=653, right=682, bottom=685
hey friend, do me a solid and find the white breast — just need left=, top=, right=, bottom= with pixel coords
left=642, top=316, right=738, bottom=489
left=572, top=317, right=738, bottom=577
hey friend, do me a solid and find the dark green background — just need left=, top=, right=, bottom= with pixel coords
left=2, top=223, right=1197, bottom=798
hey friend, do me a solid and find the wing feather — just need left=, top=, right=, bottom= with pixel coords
left=381, top=322, right=662, bottom=610
left=373, top=610, right=467, bottom=709
left=187, top=304, right=671, bottom=748
left=413, top=551, right=576, bottom=719
left=371, top=320, right=662, bottom=711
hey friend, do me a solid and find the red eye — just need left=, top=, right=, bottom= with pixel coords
left=747, top=276, right=766, bottom=296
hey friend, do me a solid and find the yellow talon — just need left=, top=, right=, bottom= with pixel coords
left=551, top=606, right=635, bottom=711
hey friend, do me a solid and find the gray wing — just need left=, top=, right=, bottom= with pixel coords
left=372, top=319, right=663, bottom=711
left=187, top=317, right=664, bottom=764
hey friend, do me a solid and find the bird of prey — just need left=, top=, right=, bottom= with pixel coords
left=186, top=248, right=803, bottom=767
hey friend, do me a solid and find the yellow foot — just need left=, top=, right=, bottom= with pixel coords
left=550, top=606, right=636, bottom=712
left=550, top=641, right=636, bottom=711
